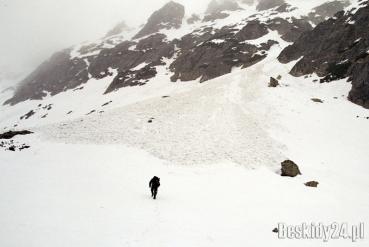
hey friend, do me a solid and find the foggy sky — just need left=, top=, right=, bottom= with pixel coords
left=0, top=0, right=209, bottom=86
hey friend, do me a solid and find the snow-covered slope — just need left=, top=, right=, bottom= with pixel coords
left=1, top=45, right=368, bottom=246
left=0, top=0, right=368, bottom=246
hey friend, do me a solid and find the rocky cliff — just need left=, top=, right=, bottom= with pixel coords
left=279, top=0, right=369, bottom=108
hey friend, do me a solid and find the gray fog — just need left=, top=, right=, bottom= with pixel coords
left=0, top=0, right=210, bottom=87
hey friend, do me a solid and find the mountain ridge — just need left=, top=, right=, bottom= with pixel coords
left=3, top=0, right=368, bottom=109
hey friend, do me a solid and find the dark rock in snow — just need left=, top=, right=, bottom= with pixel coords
left=133, top=1, right=185, bottom=39
left=20, top=110, right=36, bottom=120
left=311, top=98, right=324, bottom=103
left=0, top=130, right=33, bottom=139
left=86, top=110, right=96, bottom=115
left=269, top=77, right=279, bottom=87
left=102, top=101, right=113, bottom=107
left=281, top=160, right=301, bottom=177
left=305, top=181, right=319, bottom=187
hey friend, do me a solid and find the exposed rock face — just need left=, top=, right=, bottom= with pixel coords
left=170, top=25, right=277, bottom=82
left=278, top=3, right=369, bottom=108
left=204, top=0, right=241, bottom=21
left=4, top=0, right=359, bottom=107
left=133, top=1, right=185, bottom=39
left=266, top=17, right=313, bottom=42
left=90, top=33, right=175, bottom=93
left=4, top=50, right=89, bottom=105
left=308, top=0, right=350, bottom=25
left=281, top=160, right=301, bottom=177
left=256, top=0, right=286, bottom=11
left=236, top=20, right=269, bottom=40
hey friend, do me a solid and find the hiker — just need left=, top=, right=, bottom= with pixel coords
left=149, top=176, right=160, bottom=199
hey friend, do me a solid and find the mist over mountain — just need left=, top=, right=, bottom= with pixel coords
left=0, top=1, right=369, bottom=246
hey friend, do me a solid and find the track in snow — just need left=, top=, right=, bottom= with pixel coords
left=38, top=64, right=283, bottom=167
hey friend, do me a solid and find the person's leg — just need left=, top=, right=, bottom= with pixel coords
left=153, top=188, right=158, bottom=199
left=151, top=187, right=154, bottom=197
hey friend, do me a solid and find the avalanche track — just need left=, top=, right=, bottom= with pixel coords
left=37, top=53, right=284, bottom=167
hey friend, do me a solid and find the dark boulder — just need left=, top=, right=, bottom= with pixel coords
left=305, top=181, right=319, bottom=187
left=268, top=77, right=279, bottom=87
left=311, top=98, right=324, bottom=103
left=281, top=160, right=301, bottom=177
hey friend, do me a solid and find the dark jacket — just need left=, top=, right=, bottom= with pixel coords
left=149, top=176, right=160, bottom=189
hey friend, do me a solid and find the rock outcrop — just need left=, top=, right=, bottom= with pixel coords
left=133, top=1, right=185, bottom=39
left=308, top=0, right=350, bottom=25
left=4, top=50, right=89, bottom=105
left=278, top=2, right=369, bottom=108
left=4, top=0, right=364, bottom=108
left=0, top=130, right=33, bottom=139
left=170, top=24, right=277, bottom=82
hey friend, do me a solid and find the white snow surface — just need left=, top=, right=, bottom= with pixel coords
left=0, top=1, right=369, bottom=246
left=1, top=43, right=369, bottom=246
